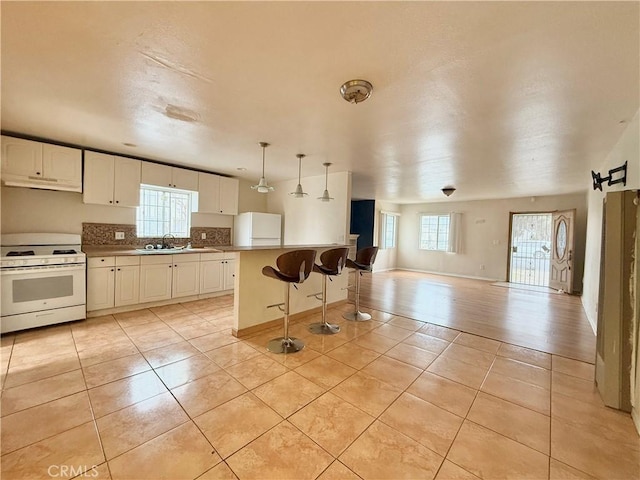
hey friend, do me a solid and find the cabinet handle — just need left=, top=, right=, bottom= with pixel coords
left=101, top=259, right=105, bottom=262
left=36, top=172, right=41, bottom=175
left=169, top=265, right=172, bottom=268
left=110, top=268, right=114, bottom=272
left=174, top=264, right=177, bottom=267
left=109, top=200, right=113, bottom=204
left=115, top=200, right=119, bottom=204
left=117, top=268, right=121, bottom=271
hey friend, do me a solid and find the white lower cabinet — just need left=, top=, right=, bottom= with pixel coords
left=200, top=253, right=236, bottom=294
left=115, top=264, right=140, bottom=306
left=87, top=256, right=140, bottom=310
left=172, top=255, right=200, bottom=298
left=87, top=258, right=116, bottom=311
left=88, top=252, right=231, bottom=312
left=139, top=256, right=173, bottom=303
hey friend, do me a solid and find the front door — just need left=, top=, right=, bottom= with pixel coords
left=550, top=209, right=575, bottom=293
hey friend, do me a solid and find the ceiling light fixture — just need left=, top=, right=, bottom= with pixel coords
left=251, top=142, right=274, bottom=193
left=318, top=162, right=334, bottom=202
left=441, top=187, right=456, bottom=197
left=289, top=154, right=308, bottom=198
left=340, top=79, right=373, bottom=104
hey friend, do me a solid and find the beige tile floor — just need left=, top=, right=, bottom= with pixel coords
left=1, top=296, right=639, bottom=479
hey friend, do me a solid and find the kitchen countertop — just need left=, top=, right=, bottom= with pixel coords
left=82, top=244, right=348, bottom=257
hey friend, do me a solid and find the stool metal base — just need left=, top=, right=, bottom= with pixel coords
left=267, top=337, right=305, bottom=354
left=308, top=322, right=341, bottom=335
left=343, top=311, right=372, bottom=322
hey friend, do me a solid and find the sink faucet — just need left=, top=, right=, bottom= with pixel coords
left=162, top=234, right=176, bottom=249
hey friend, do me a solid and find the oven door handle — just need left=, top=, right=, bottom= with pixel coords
left=0, top=264, right=86, bottom=275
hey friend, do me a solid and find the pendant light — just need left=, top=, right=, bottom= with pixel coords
left=289, top=154, right=308, bottom=198
left=318, top=162, right=334, bottom=202
left=251, top=142, right=275, bottom=193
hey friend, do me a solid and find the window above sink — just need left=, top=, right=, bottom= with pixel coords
left=136, top=185, right=198, bottom=238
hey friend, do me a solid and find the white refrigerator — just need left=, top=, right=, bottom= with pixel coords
left=234, top=212, right=282, bottom=246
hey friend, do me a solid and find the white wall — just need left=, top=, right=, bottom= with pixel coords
left=397, top=193, right=588, bottom=287
left=267, top=171, right=352, bottom=246
left=582, top=111, right=640, bottom=332
left=237, top=179, right=268, bottom=214
left=373, top=200, right=401, bottom=271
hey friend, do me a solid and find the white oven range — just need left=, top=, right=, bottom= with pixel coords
left=1, top=233, right=86, bottom=333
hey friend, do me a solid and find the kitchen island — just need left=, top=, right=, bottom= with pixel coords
left=227, top=244, right=350, bottom=337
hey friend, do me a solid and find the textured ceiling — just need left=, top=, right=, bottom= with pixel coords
left=1, top=2, right=638, bottom=203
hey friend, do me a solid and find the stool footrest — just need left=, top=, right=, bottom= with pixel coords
left=267, top=302, right=285, bottom=312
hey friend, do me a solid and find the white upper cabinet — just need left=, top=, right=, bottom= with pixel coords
left=1, top=136, right=82, bottom=192
left=198, top=172, right=238, bottom=215
left=84, top=151, right=141, bottom=207
left=219, top=176, right=239, bottom=215
left=141, top=162, right=198, bottom=191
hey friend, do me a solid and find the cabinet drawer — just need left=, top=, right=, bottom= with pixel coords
left=200, top=252, right=226, bottom=261
left=116, top=256, right=140, bottom=266
left=140, top=255, right=172, bottom=265
left=173, top=253, right=200, bottom=263
left=88, top=257, right=115, bottom=268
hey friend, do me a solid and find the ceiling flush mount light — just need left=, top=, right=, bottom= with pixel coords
left=340, top=79, right=373, bottom=104
left=251, top=142, right=275, bottom=193
left=441, top=187, right=456, bottom=197
left=318, top=162, right=334, bottom=202
left=289, top=154, right=308, bottom=198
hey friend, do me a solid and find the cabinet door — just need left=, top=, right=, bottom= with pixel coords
left=172, top=168, right=199, bottom=191
left=1, top=136, right=42, bottom=178
left=141, top=162, right=172, bottom=187
left=197, top=173, right=221, bottom=213
left=223, top=259, right=236, bottom=290
left=172, top=260, right=200, bottom=298
left=115, top=265, right=140, bottom=306
left=84, top=151, right=115, bottom=205
left=87, top=267, right=115, bottom=311
left=219, top=177, right=239, bottom=215
left=139, top=263, right=172, bottom=303
left=200, top=260, right=224, bottom=294
left=41, top=144, right=82, bottom=190
left=114, top=156, right=141, bottom=207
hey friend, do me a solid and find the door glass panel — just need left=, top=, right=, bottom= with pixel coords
left=556, top=220, right=567, bottom=259
left=13, top=276, right=74, bottom=303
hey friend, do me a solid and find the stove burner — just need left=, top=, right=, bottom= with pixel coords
left=52, top=249, right=77, bottom=255
left=6, top=251, right=35, bottom=257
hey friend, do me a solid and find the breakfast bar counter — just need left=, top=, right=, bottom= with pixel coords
left=231, top=244, right=350, bottom=337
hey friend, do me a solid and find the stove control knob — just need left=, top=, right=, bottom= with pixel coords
left=7, top=260, right=15, bottom=266
left=41, top=258, right=49, bottom=264
left=20, top=260, right=28, bottom=266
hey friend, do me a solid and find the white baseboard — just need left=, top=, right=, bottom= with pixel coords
left=394, top=267, right=500, bottom=282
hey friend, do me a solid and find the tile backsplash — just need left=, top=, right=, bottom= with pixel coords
left=82, top=223, right=232, bottom=247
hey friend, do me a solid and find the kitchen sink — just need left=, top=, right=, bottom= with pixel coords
left=135, top=247, right=188, bottom=254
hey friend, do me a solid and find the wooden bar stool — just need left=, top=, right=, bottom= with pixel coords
left=343, top=246, right=378, bottom=322
left=262, top=249, right=316, bottom=353
left=309, top=247, right=350, bottom=335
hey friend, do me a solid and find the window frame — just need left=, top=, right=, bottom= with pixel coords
left=380, top=212, right=398, bottom=250
left=136, top=184, right=195, bottom=238
left=418, top=213, right=451, bottom=251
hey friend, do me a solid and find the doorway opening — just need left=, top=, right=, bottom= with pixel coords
left=508, top=213, right=552, bottom=287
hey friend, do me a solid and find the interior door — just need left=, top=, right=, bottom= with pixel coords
left=549, top=209, right=575, bottom=293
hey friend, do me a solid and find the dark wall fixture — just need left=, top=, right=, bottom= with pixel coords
left=591, top=161, right=627, bottom=191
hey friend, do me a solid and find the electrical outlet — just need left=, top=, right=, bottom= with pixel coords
left=480, top=264, right=486, bottom=270
left=115, top=232, right=125, bottom=240
left=201, top=233, right=206, bottom=240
